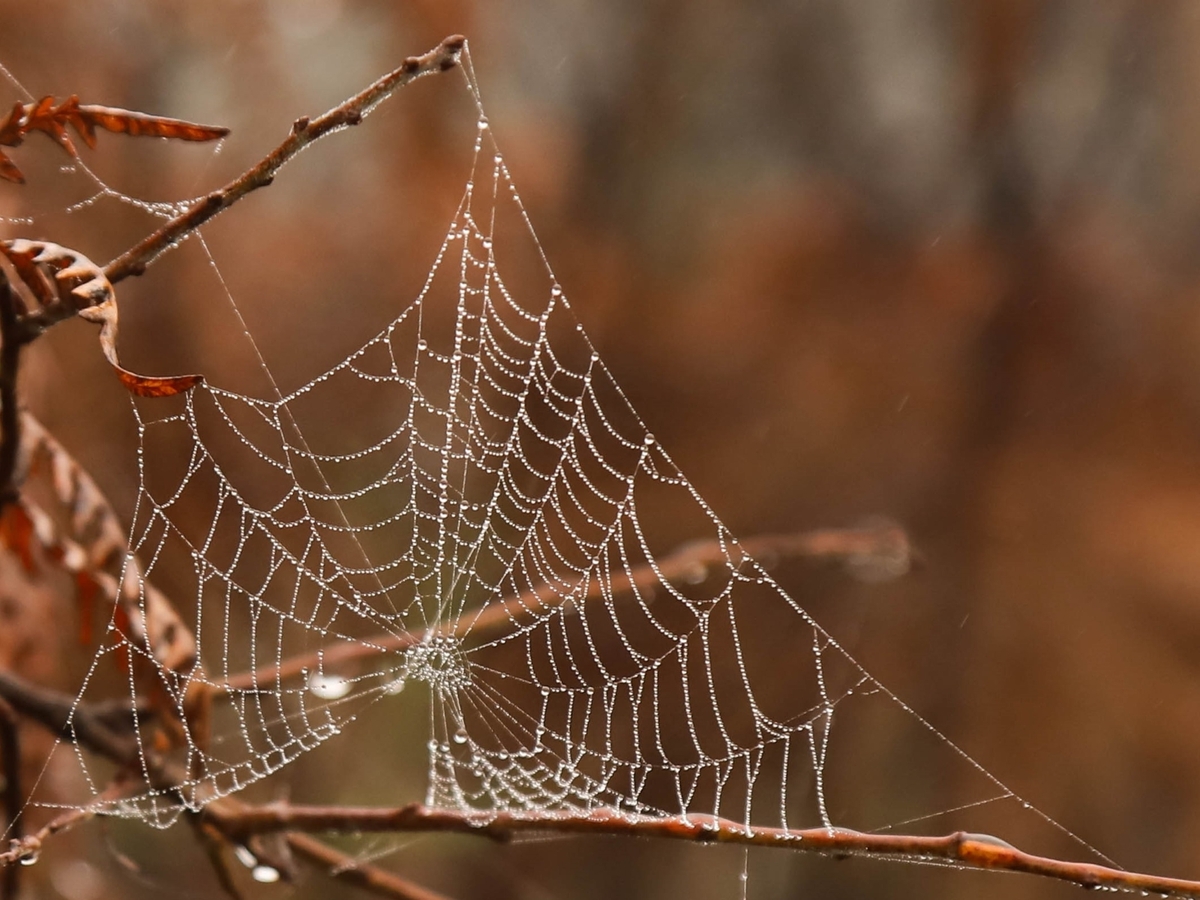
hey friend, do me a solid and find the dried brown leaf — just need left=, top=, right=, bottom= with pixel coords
left=0, top=95, right=228, bottom=183
left=0, top=240, right=202, bottom=396
left=13, top=412, right=200, bottom=686
left=77, top=103, right=229, bottom=144
left=0, top=149, right=22, bottom=184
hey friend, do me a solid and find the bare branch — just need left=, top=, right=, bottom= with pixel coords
left=206, top=802, right=1200, bottom=899
left=103, top=35, right=466, bottom=285
left=194, top=818, right=250, bottom=900
left=0, top=671, right=138, bottom=766
left=287, top=833, right=457, bottom=900
left=221, top=521, right=914, bottom=693
left=0, top=779, right=129, bottom=867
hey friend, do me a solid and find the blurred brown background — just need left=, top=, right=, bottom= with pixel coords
left=4, top=1, right=1200, bottom=898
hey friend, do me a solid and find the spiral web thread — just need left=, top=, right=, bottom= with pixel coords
left=3, top=52, right=1089, bottom=856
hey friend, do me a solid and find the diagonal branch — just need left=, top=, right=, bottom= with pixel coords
left=205, top=802, right=1200, bottom=899
left=286, top=833, right=456, bottom=900
left=220, top=521, right=914, bottom=693
left=103, top=34, right=466, bottom=286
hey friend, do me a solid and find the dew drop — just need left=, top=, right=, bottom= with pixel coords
left=644, top=434, right=656, bottom=445
left=18, top=852, right=38, bottom=867
left=308, top=672, right=351, bottom=700
left=550, top=284, right=562, bottom=297
left=251, top=865, right=281, bottom=884
left=417, top=339, right=428, bottom=352
left=477, top=118, right=489, bottom=130
left=453, top=727, right=468, bottom=744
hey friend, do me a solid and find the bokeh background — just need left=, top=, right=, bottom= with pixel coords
left=3, top=1, right=1200, bottom=898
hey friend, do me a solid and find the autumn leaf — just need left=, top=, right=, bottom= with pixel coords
left=0, top=239, right=202, bottom=396
left=0, top=94, right=228, bottom=183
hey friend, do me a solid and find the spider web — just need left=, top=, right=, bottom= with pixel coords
left=3, top=50, right=1099, bottom=864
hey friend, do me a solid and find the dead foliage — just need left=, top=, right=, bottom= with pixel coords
left=0, top=94, right=228, bottom=184
left=0, top=239, right=202, bottom=396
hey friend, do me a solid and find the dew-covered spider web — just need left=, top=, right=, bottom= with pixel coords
left=3, top=48, right=1105, bottom=867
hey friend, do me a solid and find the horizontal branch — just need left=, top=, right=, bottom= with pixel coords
left=220, top=521, right=913, bottom=693
left=206, top=803, right=1200, bottom=898
left=102, top=34, right=465, bottom=285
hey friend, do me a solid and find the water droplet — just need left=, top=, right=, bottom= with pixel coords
left=550, top=284, right=562, bottom=297
left=252, top=865, right=280, bottom=884
left=308, top=672, right=351, bottom=700
left=644, top=434, right=656, bottom=445
left=417, top=339, right=428, bottom=352
left=453, top=727, right=468, bottom=744
left=477, top=118, right=489, bottom=130
left=540, top=687, right=550, bottom=697
left=233, top=845, right=257, bottom=868
left=18, top=851, right=38, bottom=866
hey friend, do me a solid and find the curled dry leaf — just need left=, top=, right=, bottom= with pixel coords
left=13, top=413, right=198, bottom=674
left=0, top=239, right=202, bottom=396
left=0, top=412, right=209, bottom=747
left=0, top=94, right=228, bottom=184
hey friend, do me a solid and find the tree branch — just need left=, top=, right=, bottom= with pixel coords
left=286, top=833, right=456, bottom=900
left=0, top=671, right=140, bottom=767
left=220, top=521, right=914, bottom=693
left=102, top=34, right=466, bottom=286
left=205, top=802, right=1200, bottom=899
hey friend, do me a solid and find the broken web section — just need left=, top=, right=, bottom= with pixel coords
left=48, top=55, right=1083, bottom=859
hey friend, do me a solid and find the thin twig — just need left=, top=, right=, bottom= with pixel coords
left=0, top=696, right=20, bottom=900
left=194, top=818, right=249, bottom=900
left=287, top=833, right=456, bottom=900
left=0, top=778, right=129, bottom=867
left=102, top=34, right=466, bottom=286
left=221, top=522, right=913, bottom=693
left=207, top=802, right=1200, bottom=899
